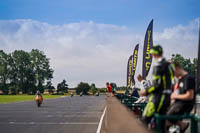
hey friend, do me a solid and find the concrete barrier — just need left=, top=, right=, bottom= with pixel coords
left=100, top=96, right=152, bottom=133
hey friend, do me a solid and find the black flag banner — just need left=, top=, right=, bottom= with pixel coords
left=131, top=44, right=139, bottom=88
left=142, top=19, right=153, bottom=79
left=127, top=55, right=133, bottom=88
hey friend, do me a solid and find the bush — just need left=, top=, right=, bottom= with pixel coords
left=76, top=82, right=90, bottom=95
left=98, top=88, right=106, bottom=93
left=90, top=83, right=98, bottom=95
left=52, top=92, right=64, bottom=95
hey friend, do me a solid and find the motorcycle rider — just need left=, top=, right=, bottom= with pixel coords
left=35, top=90, right=43, bottom=105
left=80, top=91, right=83, bottom=96
left=137, top=45, right=174, bottom=128
left=71, top=92, right=74, bottom=97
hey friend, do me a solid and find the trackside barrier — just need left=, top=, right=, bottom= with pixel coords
left=116, top=93, right=200, bottom=133
left=154, top=113, right=200, bottom=133
left=122, top=97, right=138, bottom=106
left=115, top=93, right=146, bottom=112
left=100, top=97, right=152, bottom=133
left=132, top=102, right=146, bottom=116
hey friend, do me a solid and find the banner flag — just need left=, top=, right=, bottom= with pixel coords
left=142, top=19, right=153, bottom=79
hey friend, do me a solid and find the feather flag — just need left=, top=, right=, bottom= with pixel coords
left=142, top=19, right=153, bottom=79
left=131, top=44, right=139, bottom=87
left=127, top=55, right=133, bottom=88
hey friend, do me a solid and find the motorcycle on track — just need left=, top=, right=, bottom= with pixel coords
left=80, top=92, right=83, bottom=97
left=35, top=95, right=43, bottom=107
left=95, top=92, right=99, bottom=96
left=71, top=92, right=74, bottom=97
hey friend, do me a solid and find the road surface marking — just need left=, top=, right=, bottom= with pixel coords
left=4, top=122, right=99, bottom=125
left=96, top=106, right=107, bottom=133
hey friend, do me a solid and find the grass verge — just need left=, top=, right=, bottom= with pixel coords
left=0, top=95, right=63, bottom=104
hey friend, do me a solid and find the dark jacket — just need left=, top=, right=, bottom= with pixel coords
left=146, top=58, right=174, bottom=95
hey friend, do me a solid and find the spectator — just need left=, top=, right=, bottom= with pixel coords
left=106, top=82, right=113, bottom=97
left=165, top=61, right=195, bottom=132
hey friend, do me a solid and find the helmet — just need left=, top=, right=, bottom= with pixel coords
left=150, top=44, right=163, bottom=55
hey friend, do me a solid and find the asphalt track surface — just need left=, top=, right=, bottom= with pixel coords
left=0, top=95, right=106, bottom=133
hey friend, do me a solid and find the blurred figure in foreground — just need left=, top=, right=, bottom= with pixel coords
left=137, top=45, right=174, bottom=129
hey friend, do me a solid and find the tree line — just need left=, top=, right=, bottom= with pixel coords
left=0, top=49, right=105, bottom=95
left=0, top=49, right=196, bottom=95
left=0, top=49, right=53, bottom=94
left=171, top=54, right=197, bottom=76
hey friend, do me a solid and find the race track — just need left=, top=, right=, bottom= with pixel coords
left=0, top=95, right=106, bottom=133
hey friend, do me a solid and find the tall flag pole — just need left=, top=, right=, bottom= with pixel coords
left=131, top=44, right=139, bottom=88
left=127, top=55, right=133, bottom=88
left=142, top=19, right=153, bottom=79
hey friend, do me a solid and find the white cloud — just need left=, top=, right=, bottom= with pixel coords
left=0, top=18, right=199, bottom=88
left=154, top=18, right=199, bottom=59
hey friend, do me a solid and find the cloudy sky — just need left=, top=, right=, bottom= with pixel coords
left=0, top=0, right=199, bottom=88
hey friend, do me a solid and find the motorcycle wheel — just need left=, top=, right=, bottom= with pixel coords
left=37, top=100, right=41, bottom=107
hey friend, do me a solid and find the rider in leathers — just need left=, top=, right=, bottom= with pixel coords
left=137, top=45, right=175, bottom=126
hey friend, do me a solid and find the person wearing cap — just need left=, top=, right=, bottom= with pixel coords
left=137, top=45, right=175, bottom=128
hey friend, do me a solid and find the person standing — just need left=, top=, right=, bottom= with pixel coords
left=106, top=82, right=113, bottom=97
left=137, top=45, right=174, bottom=127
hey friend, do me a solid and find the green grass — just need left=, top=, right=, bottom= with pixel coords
left=0, top=95, right=63, bottom=104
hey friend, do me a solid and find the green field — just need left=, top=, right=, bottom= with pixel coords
left=0, top=95, right=64, bottom=104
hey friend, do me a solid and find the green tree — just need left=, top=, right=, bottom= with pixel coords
left=110, top=82, right=117, bottom=92
left=9, top=50, right=33, bottom=94
left=171, top=54, right=197, bottom=76
left=98, top=88, right=106, bottom=93
left=45, top=81, right=55, bottom=94
left=0, top=50, right=9, bottom=94
left=30, top=49, right=54, bottom=93
left=8, top=85, right=18, bottom=95
left=90, top=83, right=98, bottom=95
left=57, top=79, right=68, bottom=93
left=76, top=82, right=90, bottom=95
left=0, top=49, right=54, bottom=94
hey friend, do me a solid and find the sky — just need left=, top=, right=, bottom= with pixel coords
left=0, top=0, right=199, bottom=88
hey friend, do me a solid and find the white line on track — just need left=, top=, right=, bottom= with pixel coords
left=0, top=115, right=98, bottom=118
left=96, top=106, right=107, bottom=133
left=0, top=122, right=99, bottom=125
left=0, top=111, right=102, bottom=114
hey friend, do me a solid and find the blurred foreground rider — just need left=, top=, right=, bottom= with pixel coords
left=165, top=61, right=195, bottom=132
left=137, top=45, right=174, bottom=127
